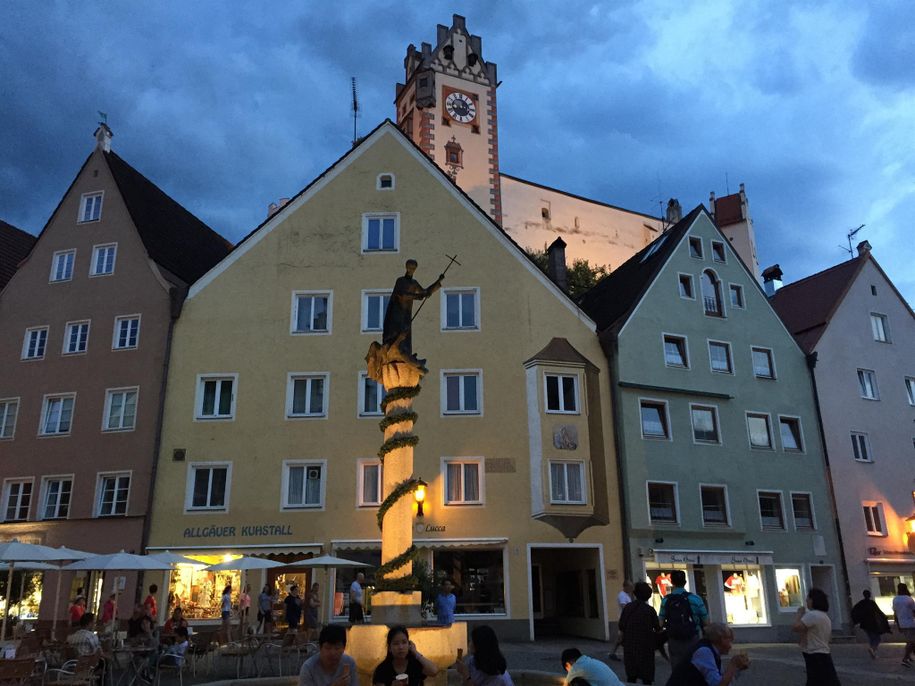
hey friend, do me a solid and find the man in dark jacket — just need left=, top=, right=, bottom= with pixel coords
left=665, top=623, right=749, bottom=686
left=851, top=589, right=891, bottom=658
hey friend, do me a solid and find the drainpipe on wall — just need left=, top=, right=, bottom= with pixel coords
left=603, top=330, right=633, bottom=582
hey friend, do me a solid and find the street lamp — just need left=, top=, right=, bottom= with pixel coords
left=414, top=479, right=428, bottom=518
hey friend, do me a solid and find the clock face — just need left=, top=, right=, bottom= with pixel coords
left=444, top=91, right=477, bottom=123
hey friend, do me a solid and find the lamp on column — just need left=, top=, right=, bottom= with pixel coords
left=414, top=479, right=428, bottom=517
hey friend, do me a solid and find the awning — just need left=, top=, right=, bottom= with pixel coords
left=866, top=557, right=915, bottom=566
left=146, top=543, right=322, bottom=556
left=332, top=538, right=508, bottom=551
left=653, top=549, right=774, bottom=566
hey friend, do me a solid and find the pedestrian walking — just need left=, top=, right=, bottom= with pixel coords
left=609, top=580, right=634, bottom=662
left=258, top=584, right=275, bottom=633
left=434, top=580, right=456, bottom=627
left=850, top=589, right=890, bottom=658
left=792, top=588, right=840, bottom=685
left=659, top=570, right=707, bottom=669
left=221, top=584, right=233, bottom=637
left=618, top=581, right=664, bottom=684
left=893, top=583, right=915, bottom=667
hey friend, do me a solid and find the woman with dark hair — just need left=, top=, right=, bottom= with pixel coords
left=851, top=589, right=890, bottom=658
left=792, top=588, right=840, bottom=685
left=455, top=625, right=513, bottom=686
left=618, top=581, right=663, bottom=684
left=372, top=626, right=438, bottom=686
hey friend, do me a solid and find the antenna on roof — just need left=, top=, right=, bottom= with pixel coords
left=725, top=171, right=730, bottom=195
left=839, top=224, right=865, bottom=257
left=351, top=77, right=359, bottom=146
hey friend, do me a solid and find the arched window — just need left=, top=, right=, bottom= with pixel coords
left=701, top=270, right=723, bottom=316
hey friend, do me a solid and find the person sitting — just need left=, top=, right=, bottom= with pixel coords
left=455, top=625, right=514, bottom=686
left=67, top=612, right=102, bottom=657
left=126, top=604, right=154, bottom=646
left=163, top=607, right=188, bottom=634
left=665, top=623, right=749, bottom=686
left=372, top=626, right=438, bottom=686
left=561, top=648, right=624, bottom=686
left=299, top=624, right=358, bottom=686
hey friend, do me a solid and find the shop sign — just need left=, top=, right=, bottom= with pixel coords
left=414, top=523, right=446, bottom=533
left=182, top=524, right=294, bottom=539
left=654, top=551, right=774, bottom=566
left=655, top=552, right=700, bottom=564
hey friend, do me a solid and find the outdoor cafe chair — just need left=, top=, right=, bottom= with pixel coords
left=152, top=654, right=185, bottom=686
left=46, top=654, right=100, bottom=686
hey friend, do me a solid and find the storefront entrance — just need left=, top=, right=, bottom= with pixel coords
left=528, top=545, right=607, bottom=641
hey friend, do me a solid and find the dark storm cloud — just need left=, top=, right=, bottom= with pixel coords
left=851, top=3, right=915, bottom=90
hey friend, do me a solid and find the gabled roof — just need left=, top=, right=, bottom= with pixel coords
left=104, top=151, right=232, bottom=285
left=0, top=219, right=36, bottom=290
left=524, top=337, right=599, bottom=371
left=578, top=205, right=707, bottom=333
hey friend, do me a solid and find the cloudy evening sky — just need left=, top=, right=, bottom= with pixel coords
left=2, top=1, right=913, bottom=302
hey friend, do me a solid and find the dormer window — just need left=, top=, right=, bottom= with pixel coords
left=376, top=174, right=395, bottom=191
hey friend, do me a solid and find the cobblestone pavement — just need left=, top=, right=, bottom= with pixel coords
left=500, top=637, right=915, bottom=685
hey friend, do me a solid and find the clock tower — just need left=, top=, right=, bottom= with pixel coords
left=395, top=15, right=502, bottom=224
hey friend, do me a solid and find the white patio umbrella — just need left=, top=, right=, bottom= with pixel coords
left=0, top=540, right=71, bottom=639
left=286, top=555, right=371, bottom=624
left=205, top=557, right=285, bottom=636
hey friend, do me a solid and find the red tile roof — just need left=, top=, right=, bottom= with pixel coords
left=0, top=219, right=36, bottom=290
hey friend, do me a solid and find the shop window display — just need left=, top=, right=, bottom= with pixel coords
left=721, top=566, right=767, bottom=625
left=875, top=574, right=915, bottom=615
left=775, top=568, right=803, bottom=609
left=432, top=548, right=505, bottom=615
left=168, top=556, right=241, bottom=620
left=333, top=550, right=379, bottom=618
left=645, top=564, right=689, bottom=615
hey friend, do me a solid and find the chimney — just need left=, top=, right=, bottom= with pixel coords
left=94, top=123, right=113, bottom=153
left=666, top=198, right=682, bottom=225
left=708, top=191, right=716, bottom=218
left=762, top=264, right=783, bottom=297
left=546, top=237, right=568, bottom=292
left=856, top=240, right=872, bottom=256
left=267, top=197, right=290, bottom=218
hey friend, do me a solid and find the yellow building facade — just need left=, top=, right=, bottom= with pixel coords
left=146, top=122, right=623, bottom=640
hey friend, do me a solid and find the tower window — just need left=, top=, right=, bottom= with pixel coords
left=541, top=207, right=551, bottom=220
left=376, top=174, right=395, bottom=191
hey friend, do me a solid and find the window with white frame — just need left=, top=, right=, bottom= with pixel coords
left=545, top=373, right=579, bottom=413
left=196, top=375, right=236, bottom=420
left=359, top=373, right=385, bottom=416
left=857, top=368, right=879, bottom=400
left=22, top=327, right=48, bottom=360
left=851, top=432, right=872, bottom=462
left=358, top=460, right=383, bottom=507
left=688, top=236, right=703, bottom=259
left=870, top=313, right=889, bottom=342
left=663, top=334, right=689, bottom=368
left=444, top=459, right=482, bottom=504
left=778, top=416, right=803, bottom=452
left=701, top=270, right=723, bottom=316
left=40, top=477, right=72, bottom=519
left=187, top=464, right=229, bottom=511
left=758, top=491, right=785, bottom=530
left=3, top=480, right=32, bottom=522
left=286, top=374, right=327, bottom=418
left=113, top=316, right=140, bottom=349
left=90, top=244, right=116, bottom=276
left=362, top=214, right=398, bottom=252
left=711, top=240, right=726, bottom=262
left=691, top=404, right=721, bottom=443
left=40, top=394, right=75, bottom=435
left=63, top=321, right=90, bottom=354
left=700, top=485, right=729, bottom=526
left=0, top=399, right=18, bottom=439
left=747, top=413, right=773, bottom=449
left=362, top=291, right=390, bottom=332
left=442, top=289, right=478, bottom=330
left=549, top=461, right=585, bottom=504
left=905, top=377, right=915, bottom=406
left=376, top=174, right=395, bottom=191
left=791, top=493, right=815, bottom=530
left=443, top=371, right=481, bottom=415
left=678, top=274, right=694, bottom=299
left=96, top=473, right=130, bottom=516
left=751, top=347, right=775, bottom=379
left=79, top=192, right=103, bottom=223
left=282, top=462, right=325, bottom=509
left=103, top=388, right=138, bottom=431
left=640, top=400, right=670, bottom=439
left=291, top=292, right=331, bottom=334
left=708, top=341, right=733, bottom=374
left=50, top=250, right=75, bottom=282
left=647, top=482, right=678, bottom=523
left=729, top=284, right=744, bottom=309
left=863, top=502, right=886, bottom=536
left=775, top=568, right=805, bottom=610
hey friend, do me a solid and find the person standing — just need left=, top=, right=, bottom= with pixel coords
left=69, top=596, right=86, bottom=626
left=618, top=581, right=663, bottom=685
left=435, top=580, right=457, bottom=627
left=239, top=584, right=251, bottom=629
left=610, top=580, right=634, bottom=661
left=143, top=584, right=159, bottom=622
left=306, top=583, right=321, bottom=640
left=100, top=594, right=117, bottom=625
left=850, top=589, right=890, bottom=658
left=659, top=570, right=707, bottom=669
left=792, top=588, right=840, bottom=685
left=286, top=585, right=303, bottom=631
left=221, top=584, right=233, bottom=638
left=258, top=584, right=275, bottom=634
left=893, top=583, right=915, bottom=667
left=349, top=573, right=365, bottom=624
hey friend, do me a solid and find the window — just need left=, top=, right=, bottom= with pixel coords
left=870, top=313, right=889, bottom=342
left=775, top=568, right=804, bottom=610
left=443, top=371, right=481, bottom=415
left=729, top=284, right=744, bottom=308
left=549, top=461, right=585, bottom=504
left=545, top=374, right=579, bottom=413
left=96, top=473, right=130, bottom=517
left=851, top=432, right=871, bottom=462
left=857, top=369, right=879, bottom=400
left=431, top=548, right=505, bottom=615
left=905, top=377, right=915, bottom=406
left=700, top=485, right=729, bottom=526
left=187, top=464, right=230, bottom=511
left=63, top=321, right=90, bottom=354
left=689, top=236, right=703, bottom=259
left=195, top=375, right=236, bottom=420
left=690, top=405, right=720, bottom=443
left=708, top=341, right=733, bottom=373
left=779, top=416, right=803, bottom=452
left=678, top=274, right=694, bottom=299
left=863, top=502, right=886, bottom=536
left=640, top=400, right=670, bottom=440
left=751, top=347, right=775, bottom=379
left=701, top=270, right=723, bottom=316
left=444, top=459, right=482, bottom=504
left=359, top=373, right=385, bottom=416
left=647, top=482, right=678, bottom=523
left=50, top=250, right=75, bottom=282
left=103, top=388, right=138, bottom=431
left=283, top=462, right=325, bottom=509
left=90, top=244, right=116, bottom=276
left=78, top=192, right=103, bottom=222
left=758, top=491, right=785, bottom=530
left=362, top=291, right=390, bottom=332
left=286, top=374, right=327, bottom=418
left=113, top=316, right=140, bottom=349
left=791, top=493, right=815, bottom=530
left=3, top=480, right=32, bottom=522
left=362, top=214, right=398, bottom=252
left=663, top=335, right=689, bottom=368
left=358, top=460, right=383, bottom=507
left=22, top=327, right=48, bottom=360
left=711, top=241, right=726, bottom=262
left=40, top=394, right=75, bottom=435
left=746, top=413, right=773, bottom=449
left=442, top=289, right=479, bottom=330
left=376, top=174, right=395, bottom=190
left=0, top=399, right=18, bottom=439
left=291, top=292, right=331, bottom=334
left=40, top=477, right=72, bottom=519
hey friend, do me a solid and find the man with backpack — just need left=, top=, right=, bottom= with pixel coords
left=659, top=570, right=708, bottom=669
